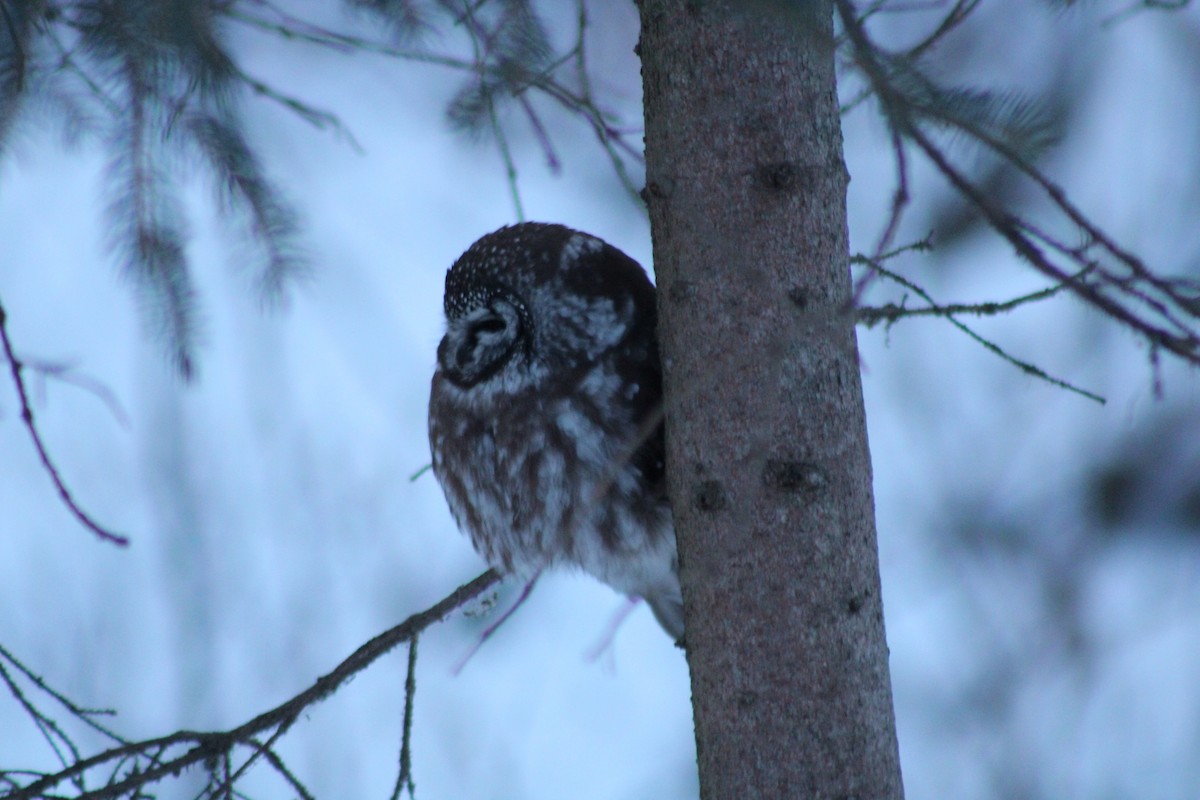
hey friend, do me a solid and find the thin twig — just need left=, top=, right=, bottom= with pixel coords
left=453, top=0, right=524, bottom=219
left=452, top=571, right=539, bottom=675
left=910, top=121, right=1197, bottom=360
left=858, top=264, right=1094, bottom=323
left=46, top=24, right=122, bottom=116
left=873, top=126, right=909, bottom=262
left=569, top=2, right=644, bottom=206
left=390, top=636, right=420, bottom=800
left=227, top=2, right=475, bottom=71
left=233, top=0, right=645, bottom=209
left=516, top=92, right=561, bottom=173
left=1102, top=0, right=1191, bottom=27
left=0, top=300, right=129, bottom=546
left=855, top=125, right=910, bottom=304
left=904, top=0, right=983, bottom=62
left=583, top=597, right=640, bottom=663
left=0, top=643, right=126, bottom=745
left=0, top=659, right=82, bottom=777
left=251, top=739, right=316, bottom=800
left=855, top=255, right=1105, bottom=404
left=835, top=0, right=1200, bottom=366
left=6, top=355, right=132, bottom=429
left=232, top=66, right=363, bottom=152
left=488, top=92, right=524, bottom=220
left=204, top=721, right=291, bottom=800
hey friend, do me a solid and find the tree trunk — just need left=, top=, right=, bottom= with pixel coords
left=638, top=2, right=905, bottom=797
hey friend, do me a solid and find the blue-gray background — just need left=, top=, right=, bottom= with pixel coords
left=2, top=2, right=1199, bottom=798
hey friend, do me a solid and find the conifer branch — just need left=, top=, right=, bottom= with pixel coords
left=836, top=0, right=1200, bottom=368
left=853, top=255, right=1105, bottom=403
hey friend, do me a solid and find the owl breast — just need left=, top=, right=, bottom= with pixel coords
left=428, top=359, right=675, bottom=603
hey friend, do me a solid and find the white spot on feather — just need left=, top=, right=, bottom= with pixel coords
left=560, top=233, right=603, bottom=269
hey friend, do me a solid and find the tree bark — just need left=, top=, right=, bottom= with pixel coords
left=639, top=2, right=904, bottom=797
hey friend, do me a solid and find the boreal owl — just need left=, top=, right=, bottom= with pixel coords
left=428, top=222, right=683, bottom=641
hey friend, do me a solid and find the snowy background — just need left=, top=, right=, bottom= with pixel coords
left=2, top=2, right=1199, bottom=798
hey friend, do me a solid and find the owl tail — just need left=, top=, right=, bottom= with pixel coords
left=645, top=591, right=685, bottom=647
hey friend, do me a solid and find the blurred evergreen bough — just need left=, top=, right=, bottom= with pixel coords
left=0, top=0, right=627, bottom=377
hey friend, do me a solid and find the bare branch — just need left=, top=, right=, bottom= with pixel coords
left=1, top=570, right=502, bottom=800
left=0, top=299, right=129, bottom=547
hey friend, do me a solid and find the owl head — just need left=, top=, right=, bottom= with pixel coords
left=436, top=223, right=657, bottom=392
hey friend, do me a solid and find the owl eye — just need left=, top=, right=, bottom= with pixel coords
left=459, top=314, right=511, bottom=365
left=440, top=300, right=525, bottom=387
left=474, top=317, right=507, bottom=335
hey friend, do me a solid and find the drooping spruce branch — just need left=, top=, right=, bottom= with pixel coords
left=0, top=0, right=641, bottom=374
left=229, top=0, right=647, bottom=205
left=231, top=0, right=645, bottom=205
left=836, top=0, right=1200, bottom=367
left=0, top=569, right=501, bottom=800
left=10, top=0, right=310, bottom=376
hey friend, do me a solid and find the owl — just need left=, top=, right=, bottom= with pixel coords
left=428, top=222, right=683, bottom=642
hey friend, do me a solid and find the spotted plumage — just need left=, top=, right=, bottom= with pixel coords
left=428, top=222, right=683, bottom=641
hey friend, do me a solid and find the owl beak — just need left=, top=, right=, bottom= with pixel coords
left=454, top=337, right=476, bottom=372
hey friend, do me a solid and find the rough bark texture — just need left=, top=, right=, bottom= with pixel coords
left=638, top=2, right=904, bottom=797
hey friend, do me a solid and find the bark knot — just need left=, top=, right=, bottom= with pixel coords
left=692, top=479, right=728, bottom=512
left=846, top=588, right=872, bottom=616
left=641, top=178, right=674, bottom=202
left=753, top=161, right=809, bottom=192
left=763, top=459, right=826, bottom=494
